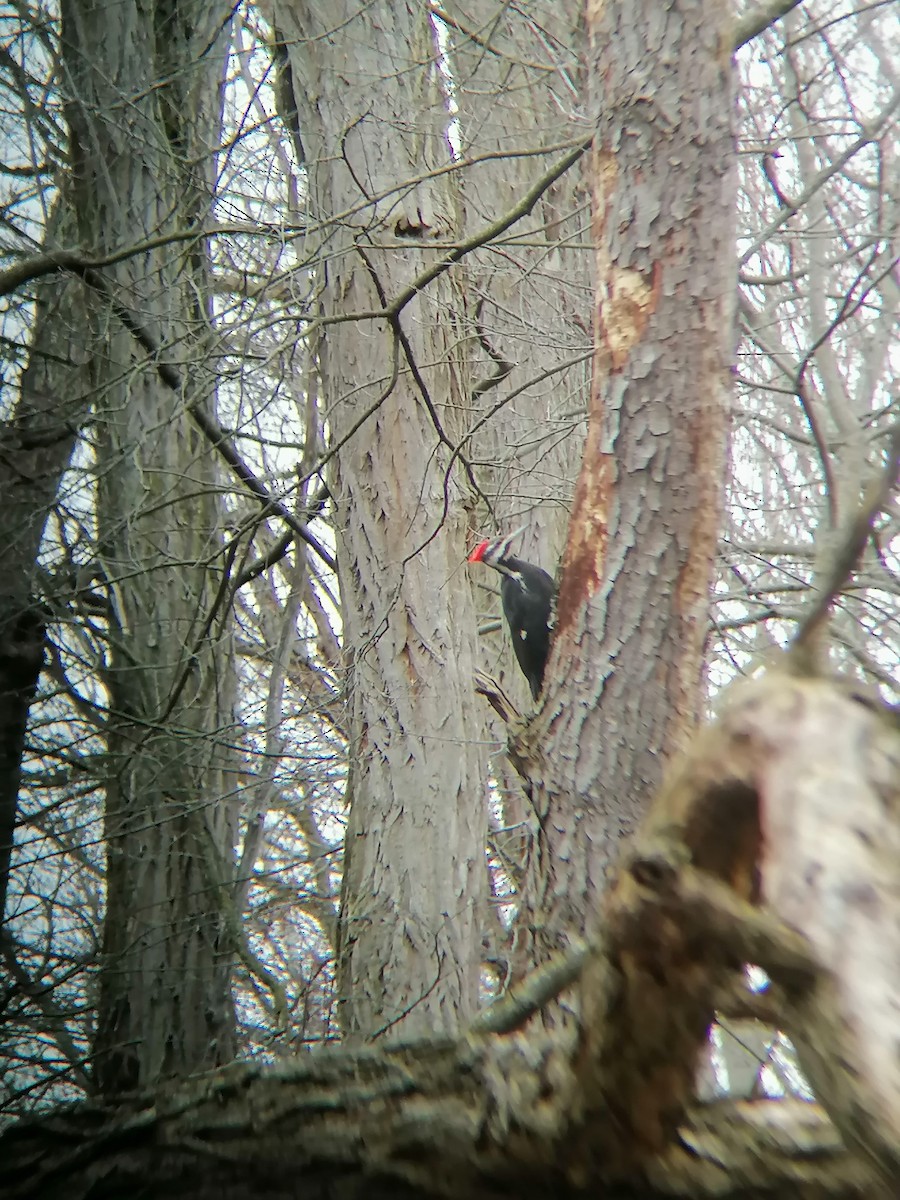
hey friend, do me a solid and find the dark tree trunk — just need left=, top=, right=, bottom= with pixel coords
left=0, top=207, right=92, bottom=921
left=0, top=607, right=44, bottom=919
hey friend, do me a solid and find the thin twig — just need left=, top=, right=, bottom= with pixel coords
left=73, top=265, right=335, bottom=573
left=739, top=93, right=900, bottom=268
left=793, top=421, right=900, bottom=660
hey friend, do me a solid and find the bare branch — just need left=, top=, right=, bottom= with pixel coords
left=739, top=93, right=900, bottom=268
left=793, top=421, right=900, bottom=659
left=70, top=265, right=336, bottom=574
left=733, top=0, right=806, bottom=50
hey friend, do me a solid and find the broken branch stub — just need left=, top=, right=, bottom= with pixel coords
left=612, top=671, right=900, bottom=1188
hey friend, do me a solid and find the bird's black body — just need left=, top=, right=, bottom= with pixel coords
left=469, top=532, right=556, bottom=700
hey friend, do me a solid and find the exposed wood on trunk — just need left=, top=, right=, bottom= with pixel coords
left=606, top=669, right=900, bottom=1188
left=745, top=676, right=900, bottom=1181
left=511, top=0, right=735, bottom=969
left=2, top=670, right=895, bottom=1198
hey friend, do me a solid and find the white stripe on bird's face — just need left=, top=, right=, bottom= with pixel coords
left=483, top=541, right=516, bottom=573
left=481, top=526, right=528, bottom=570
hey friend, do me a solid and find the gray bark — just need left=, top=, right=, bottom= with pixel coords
left=513, top=0, right=735, bottom=962
left=444, top=0, right=592, bottom=977
left=449, top=0, right=589, bottom=685
left=449, top=0, right=590, bottom=561
left=273, top=1, right=489, bottom=1039
left=60, top=0, right=238, bottom=1093
left=0, top=222, right=90, bottom=919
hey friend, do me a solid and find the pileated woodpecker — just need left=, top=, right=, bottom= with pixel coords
left=468, top=530, right=556, bottom=700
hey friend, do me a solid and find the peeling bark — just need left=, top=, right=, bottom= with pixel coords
left=514, top=0, right=735, bottom=965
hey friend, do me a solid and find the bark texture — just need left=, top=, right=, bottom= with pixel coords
left=445, top=0, right=592, bottom=977
left=274, top=1, right=488, bottom=1039
left=750, top=678, right=900, bottom=1181
left=0, top=204, right=90, bottom=922
left=516, top=0, right=735, bottom=961
left=1, top=670, right=894, bottom=1200
left=61, top=0, right=238, bottom=1093
left=448, top=0, right=590, bottom=561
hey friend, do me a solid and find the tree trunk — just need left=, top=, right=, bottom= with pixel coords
left=273, top=1, right=489, bottom=1039
left=515, top=0, right=735, bottom=961
left=0, top=203, right=91, bottom=923
left=3, top=673, right=894, bottom=1199
left=448, top=0, right=591, bottom=563
left=445, top=0, right=592, bottom=980
left=61, top=0, right=238, bottom=1093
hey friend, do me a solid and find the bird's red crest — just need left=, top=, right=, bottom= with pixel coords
left=468, top=540, right=490, bottom=563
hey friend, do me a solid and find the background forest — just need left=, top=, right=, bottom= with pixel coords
left=0, top=1, right=898, bottom=1196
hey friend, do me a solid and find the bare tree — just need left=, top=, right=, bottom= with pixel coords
left=505, top=0, right=734, bottom=972
left=723, top=1, right=899, bottom=694
left=1, top=0, right=899, bottom=1196
left=59, top=0, right=239, bottom=1092
left=271, top=0, right=491, bottom=1039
